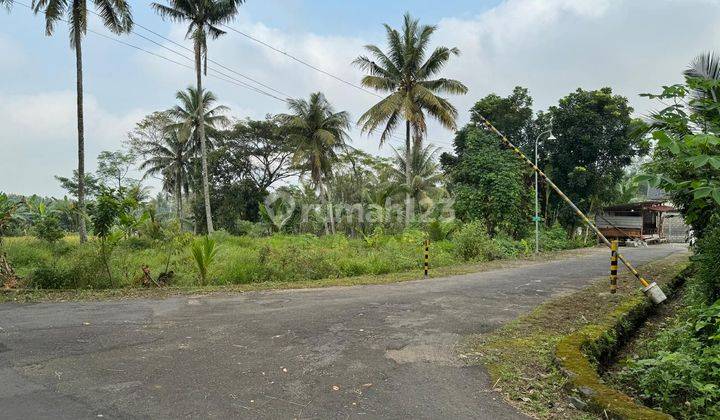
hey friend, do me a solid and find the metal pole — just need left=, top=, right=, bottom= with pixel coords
left=534, top=129, right=551, bottom=254
left=534, top=132, right=541, bottom=254
left=477, top=115, right=663, bottom=299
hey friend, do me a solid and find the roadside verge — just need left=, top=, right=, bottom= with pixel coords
left=461, top=251, right=690, bottom=419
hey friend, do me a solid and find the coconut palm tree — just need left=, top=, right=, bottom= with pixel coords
left=353, top=12, right=467, bottom=226
left=392, top=144, right=444, bottom=211
left=31, top=0, right=132, bottom=242
left=152, top=0, right=246, bottom=233
left=166, top=87, right=228, bottom=226
left=139, top=128, right=193, bottom=221
left=167, top=87, right=229, bottom=156
left=284, top=92, right=350, bottom=235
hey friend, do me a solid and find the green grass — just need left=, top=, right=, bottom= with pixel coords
left=1, top=227, right=592, bottom=302
left=459, top=252, right=690, bottom=419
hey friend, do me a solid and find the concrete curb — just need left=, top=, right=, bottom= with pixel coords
left=554, top=265, right=690, bottom=419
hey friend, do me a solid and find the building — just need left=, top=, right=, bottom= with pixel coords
left=595, top=201, right=678, bottom=244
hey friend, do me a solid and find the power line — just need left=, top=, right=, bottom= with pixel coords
left=220, top=23, right=384, bottom=99
left=91, top=7, right=457, bottom=148
left=12, top=0, right=289, bottom=103
left=221, top=22, right=458, bottom=149
left=15, top=1, right=457, bottom=150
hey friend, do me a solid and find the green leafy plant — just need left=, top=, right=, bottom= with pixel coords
left=0, top=193, right=24, bottom=245
left=191, top=236, right=218, bottom=286
left=637, top=64, right=720, bottom=236
left=31, top=202, right=64, bottom=243
left=452, top=221, right=502, bottom=261
left=93, top=188, right=124, bottom=285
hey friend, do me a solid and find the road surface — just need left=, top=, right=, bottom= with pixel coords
left=0, top=244, right=687, bottom=419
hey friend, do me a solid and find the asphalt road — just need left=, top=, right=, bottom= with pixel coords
left=0, top=244, right=687, bottom=419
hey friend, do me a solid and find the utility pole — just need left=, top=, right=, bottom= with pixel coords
left=534, top=129, right=555, bottom=254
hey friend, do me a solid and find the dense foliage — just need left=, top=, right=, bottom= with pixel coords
left=617, top=53, right=720, bottom=418
left=546, top=87, right=648, bottom=229
left=620, top=220, right=720, bottom=417
left=444, top=126, right=531, bottom=238
left=638, top=66, right=720, bottom=236
left=3, top=223, right=587, bottom=290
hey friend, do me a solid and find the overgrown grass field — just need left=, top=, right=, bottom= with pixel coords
left=2, top=223, right=589, bottom=290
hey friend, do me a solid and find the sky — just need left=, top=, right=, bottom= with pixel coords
left=1, top=0, right=720, bottom=197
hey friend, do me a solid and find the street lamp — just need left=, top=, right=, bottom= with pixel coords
left=535, top=130, right=555, bottom=255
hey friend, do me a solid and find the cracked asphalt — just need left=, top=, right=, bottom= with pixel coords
left=0, top=243, right=687, bottom=419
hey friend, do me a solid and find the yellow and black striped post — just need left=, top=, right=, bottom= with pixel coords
left=610, top=240, right=618, bottom=294
left=424, top=239, right=430, bottom=278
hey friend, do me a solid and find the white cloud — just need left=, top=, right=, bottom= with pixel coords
left=5, top=0, right=720, bottom=196
left=0, top=35, right=25, bottom=69
left=0, top=90, right=145, bottom=197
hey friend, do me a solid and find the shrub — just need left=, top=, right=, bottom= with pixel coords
left=694, top=217, right=720, bottom=302
left=30, top=263, right=72, bottom=289
left=234, top=219, right=255, bottom=236
left=493, top=233, right=530, bottom=258
left=620, top=298, right=720, bottom=418
left=453, top=221, right=502, bottom=261
left=33, top=215, right=64, bottom=243
left=426, top=218, right=459, bottom=242
left=192, top=236, right=219, bottom=285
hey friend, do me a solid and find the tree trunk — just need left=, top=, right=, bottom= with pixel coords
left=176, top=163, right=183, bottom=222
left=195, top=35, right=214, bottom=233
left=318, top=182, right=330, bottom=236
left=75, top=32, right=88, bottom=242
left=326, top=185, right=336, bottom=235
left=404, top=120, right=415, bottom=228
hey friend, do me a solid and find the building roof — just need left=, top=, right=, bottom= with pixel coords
left=603, top=201, right=676, bottom=212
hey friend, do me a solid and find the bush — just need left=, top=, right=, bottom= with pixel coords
left=620, top=298, right=720, bottom=418
left=30, top=263, right=72, bottom=289
left=493, top=233, right=530, bottom=258
left=618, top=220, right=720, bottom=418
left=234, top=219, right=256, bottom=236
left=694, top=217, right=720, bottom=302
left=33, top=216, right=64, bottom=243
left=453, top=221, right=503, bottom=261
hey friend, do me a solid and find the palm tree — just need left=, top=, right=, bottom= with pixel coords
left=392, top=144, right=444, bottom=211
left=139, top=128, right=193, bottom=221
left=152, top=0, right=246, bottom=233
left=684, top=52, right=720, bottom=121
left=31, top=0, right=132, bottom=242
left=166, top=87, right=228, bottom=227
left=353, top=12, right=467, bottom=226
left=284, top=92, right=350, bottom=235
left=167, top=87, right=229, bottom=155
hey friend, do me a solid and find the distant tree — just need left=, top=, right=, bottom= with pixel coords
left=353, top=12, right=467, bottom=226
left=547, top=87, right=648, bottom=229
left=445, top=126, right=531, bottom=238
left=224, top=116, right=295, bottom=192
left=31, top=0, right=133, bottom=242
left=152, top=0, right=246, bottom=234
left=55, top=170, right=101, bottom=199
left=167, top=88, right=229, bottom=156
left=469, top=86, right=534, bottom=151
left=139, top=128, right=193, bottom=221
left=96, top=150, right=136, bottom=190
left=392, top=144, right=444, bottom=212
left=126, top=111, right=175, bottom=156
left=191, top=146, right=263, bottom=234
left=284, top=92, right=350, bottom=235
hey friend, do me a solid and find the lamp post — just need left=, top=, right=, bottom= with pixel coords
left=535, top=129, right=555, bottom=254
